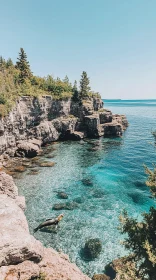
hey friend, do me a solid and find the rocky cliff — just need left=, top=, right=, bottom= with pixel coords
left=0, top=96, right=128, bottom=280
left=0, top=96, right=128, bottom=156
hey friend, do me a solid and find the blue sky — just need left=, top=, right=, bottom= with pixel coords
left=0, top=0, right=156, bottom=99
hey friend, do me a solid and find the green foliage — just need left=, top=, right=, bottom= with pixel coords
left=6, top=58, right=13, bottom=68
left=16, top=48, right=32, bottom=83
left=0, top=56, right=6, bottom=72
left=119, top=133, right=156, bottom=280
left=0, top=50, right=102, bottom=118
left=119, top=209, right=156, bottom=279
left=144, top=165, right=156, bottom=197
left=79, top=71, right=90, bottom=100
left=152, top=130, right=156, bottom=144
left=72, top=80, right=79, bottom=102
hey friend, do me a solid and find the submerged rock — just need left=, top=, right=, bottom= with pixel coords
left=45, top=154, right=55, bottom=159
left=13, top=165, right=26, bottom=172
left=27, top=170, right=39, bottom=175
left=73, top=197, right=85, bottom=204
left=83, top=238, right=102, bottom=260
left=53, top=201, right=79, bottom=210
left=57, top=191, right=68, bottom=199
left=82, top=178, right=93, bottom=186
left=39, top=161, right=55, bottom=167
left=92, top=189, right=106, bottom=198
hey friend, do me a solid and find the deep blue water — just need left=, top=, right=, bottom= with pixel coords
left=16, top=99, right=156, bottom=276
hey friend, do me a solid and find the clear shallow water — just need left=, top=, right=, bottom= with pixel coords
left=16, top=99, right=156, bottom=276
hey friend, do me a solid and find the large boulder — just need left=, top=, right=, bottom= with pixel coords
left=0, top=248, right=91, bottom=280
left=102, top=122, right=123, bottom=137
left=99, top=110, right=112, bottom=124
left=34, top=121, right=59, bottom=144
left=0, top=261, right=40, bottom=280
left=0, top=171, right=18, bottom=198
left=84, top=115, right=101, bottom=137
left=53, top=201, right=79, bottom=210
left=112, top=114, right=128, bottom=130
left=57, top=191, right=68, bottom=199
left=0, top=194, right=44, bottom=266
left=83, top=238, right=102, bottom=260
left=15, top=140, right=41, bottom=158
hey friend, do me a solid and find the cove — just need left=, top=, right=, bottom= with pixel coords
left=16, top=100, right=156, bottom=276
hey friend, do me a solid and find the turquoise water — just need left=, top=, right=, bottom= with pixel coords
left=16, top=100, right=156, bottom=276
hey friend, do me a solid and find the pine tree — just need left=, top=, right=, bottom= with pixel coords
left=63, top=75, right=69, bottom=84
left=72, top=80, right=79, bottom=102
left=16, top=48, right=32, bottom=83
left=0, top=56, right=6, bottom=72
left=79, top=71, right=90, bottom=100
left=6, top=58, right=13, bottom=68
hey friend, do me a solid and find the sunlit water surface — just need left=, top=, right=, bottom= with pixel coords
left=16, top=100, right=156, bottom=276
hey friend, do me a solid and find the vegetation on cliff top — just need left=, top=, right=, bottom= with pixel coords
left=0, top=48, right=100, bottom=117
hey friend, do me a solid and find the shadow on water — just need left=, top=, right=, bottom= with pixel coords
left=40, top=226, right=58, bottom=234
left=127, top=191, right=149, bottom=205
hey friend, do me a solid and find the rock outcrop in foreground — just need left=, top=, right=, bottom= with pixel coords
left=0, top=96, right=128, bottom=156
left=0, top=171, right=91, bottom=280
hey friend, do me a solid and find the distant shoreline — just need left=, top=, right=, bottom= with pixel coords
left=103, top=99, right=156, bottom=101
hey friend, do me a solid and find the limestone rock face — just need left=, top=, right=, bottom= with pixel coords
left=0, top=249, right=91, bottom=280
left=0, top=194, right=44, bottom=266
left=38, top=248, right=91, bottom=280
left=0, top=171, right=18, bottom=198
left=99, top=110, right=112, bottom=124
left=15, top=140, right=41, bottom=158
left=0, top=95, right=128, bottom=155
left=0, top=261, right=40, bottom=280
left=84, top=114, right=101, bottom=137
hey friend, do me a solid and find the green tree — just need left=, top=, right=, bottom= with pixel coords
left=0, top=56, right=6, bottom=72
left=16, top=48, right=32, bottom=83
left=119, top=133, right=156, bottom=280
left=63, top=75, right=69, bottom=84
left=79, top=71, right=90, bottom=100
left=72, top=80, right=79, bottom=102
left=6, top=58, right=13, bottom=68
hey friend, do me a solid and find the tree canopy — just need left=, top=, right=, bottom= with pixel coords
left=79, top=71, right=90, bottom=99
left=16, top=48, right=32, bottom=83
left=0, top=49, right=101, bottom=117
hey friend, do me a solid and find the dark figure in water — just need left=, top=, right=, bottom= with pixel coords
left=34, top=214, right=64, bottom=232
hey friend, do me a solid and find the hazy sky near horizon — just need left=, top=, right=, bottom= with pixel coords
left=0, top=0, right=156, bottom=99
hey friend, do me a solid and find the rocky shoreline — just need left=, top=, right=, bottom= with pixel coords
left=0, top=96, right=128, bottom=157
left=0, top=171, right=91, bottom=280
left=0, top=96, right=128, bottom=280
